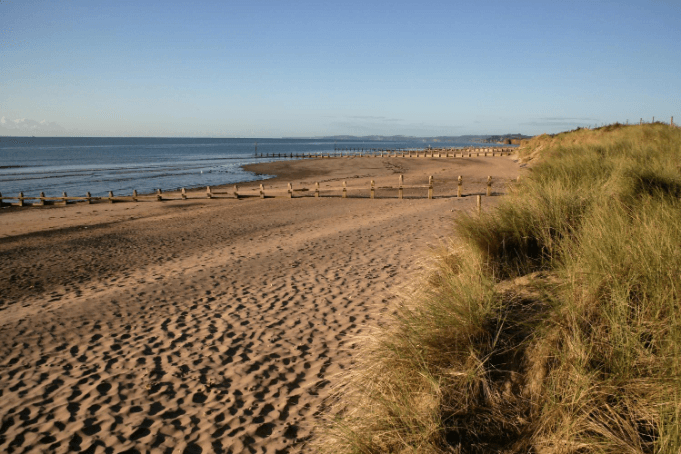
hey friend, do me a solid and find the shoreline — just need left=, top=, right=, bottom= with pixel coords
left=0, top=148, right=517, bottom=202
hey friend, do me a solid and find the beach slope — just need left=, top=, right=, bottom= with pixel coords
left=0, top=156, right=521, bottom=453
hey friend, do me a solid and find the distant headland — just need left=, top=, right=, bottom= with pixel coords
left=287, top=133, right=532, bottom=144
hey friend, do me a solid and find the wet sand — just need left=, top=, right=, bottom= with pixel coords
left=0, top=156, right=522, bottom=453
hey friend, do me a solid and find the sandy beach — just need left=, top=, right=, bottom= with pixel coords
left=0, top=156, right=522, bottom=453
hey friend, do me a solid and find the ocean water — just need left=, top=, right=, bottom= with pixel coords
left=0, top=137, right=488, bottom=198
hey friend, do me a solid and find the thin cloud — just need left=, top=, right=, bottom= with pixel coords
left=521, top=117, right=599, bottom=127
left=347, top=116, right=403, bottom=122
left=0, top=116, right=66, bottom=134
left=329, top=119, right=461, bottom=136
left=538, top=117, right=599, bottom=122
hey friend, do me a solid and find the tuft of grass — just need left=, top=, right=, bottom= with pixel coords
left=319, top=123, right=681, bottom=453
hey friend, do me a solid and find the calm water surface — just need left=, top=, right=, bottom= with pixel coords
left=0, top=137, right=489, bottom=197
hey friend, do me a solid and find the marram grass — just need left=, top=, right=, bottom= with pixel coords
left=318, top=123, right=681, bottom=453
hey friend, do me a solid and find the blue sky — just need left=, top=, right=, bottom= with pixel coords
left=1, top=0, right=679, bottom=137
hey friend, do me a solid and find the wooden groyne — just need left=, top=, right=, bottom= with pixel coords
left=254, top=146, right=515, bottom=159
left=0, top=175, right=511, bottom=208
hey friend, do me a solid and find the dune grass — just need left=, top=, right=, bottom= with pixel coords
left=319, top=123, right=681, bottom=453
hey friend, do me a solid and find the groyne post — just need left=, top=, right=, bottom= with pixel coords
left=156, top=189, right=163, bottom=201
left=477, top=195, right=482, bottom=215
left=342, top=181, right=347, bottom=198
left=108, top=191, right=114, bottom=203
left=207, top=186, right=213, bottom=199
left=61, top=192, right=68, bottom=206
left=259, top=184, right=265, bottom=199
left=234, top=185, right=240, bottom=199
left=18, top=192, right=24, bottom=207
left=288, top=183, right=293, bottom=198
left=370, top=180, right=375, bottom=199
left=86, top=192, right=92, bottom=204
left=133, top=190, right=138, bottom=202
left=398, top=175, right=404, bottom=199
left=181, top=188, right=187, bottom=199
left=487, top=176, right=492, bottom=196
left=38, top=191, right=46, bottom=206
left=428, top=176, right=434, bottom=199
left=457, top=176, right=463, bottom=198
left=315, top=182, right=320, bottom=198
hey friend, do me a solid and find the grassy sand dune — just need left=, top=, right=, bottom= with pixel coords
left=321, top=123, right=681, bottom=453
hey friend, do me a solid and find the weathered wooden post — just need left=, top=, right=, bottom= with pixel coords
left=342, top=181, right=347, bottom=198
left=233, top=185, right=240, bottom=199
left=370, top=180, right=375, bottom=199
left=487, top=176, right=492, bottom=196
left=259, top=184, right=265, bottom=199
left=457, top=176, right=463, bottom=198
left=477, top=195, right=482, bottom=215
left=38, top=191, right=46, bottom=206
left=206, top=186, right=213, bottom=198
left=86, top=192, right=92, bottom=204
left=428, top=176, right=434, bottom=199
left=0, top=192, right=3, bottom=206
left=18, top=192, right=24, bottom=207
left=288, top=183, right=293, bottom=198
left=61, top=192, right=68, bottom=205
left=181, top=187, right=187, bottom=199
left=398, top=175, right=404, bottom=199
left=108, top=191, right=114, bottom=203
left=156, top=189, right=163, bottom=201
left=315, top=182, right=320, bottom=198
left=133, top=189, right=138, bottom=202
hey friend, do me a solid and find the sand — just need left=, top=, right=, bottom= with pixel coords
left=0, top=156, right=523, bottom=453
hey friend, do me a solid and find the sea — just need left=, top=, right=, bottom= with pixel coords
left=0, top=137, right=493, bottom=198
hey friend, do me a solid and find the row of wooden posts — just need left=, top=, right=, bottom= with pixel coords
left=639, top=116, right=674, bottom=126
left=0, top=175, right=501, bottom=207
left=255, top=147, right=514, bottom=159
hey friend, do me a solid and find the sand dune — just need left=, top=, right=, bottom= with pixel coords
left=0, top=157, right=522, bottom=453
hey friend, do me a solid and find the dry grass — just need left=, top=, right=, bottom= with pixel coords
left=318, top=123, right=681, bottom=453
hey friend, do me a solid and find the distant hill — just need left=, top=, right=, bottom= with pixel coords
left=479, top=133, right=533, bottom=144
left=296, top=134, right=524, bottom=143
